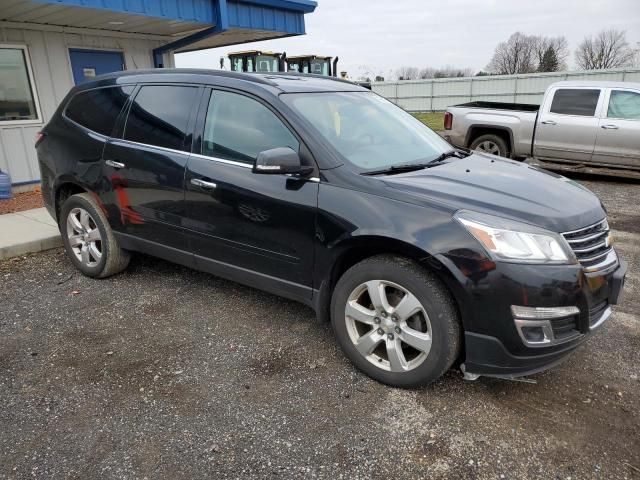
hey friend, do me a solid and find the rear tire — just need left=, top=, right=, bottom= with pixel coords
left=330, top=255, right=461, bottom=388
left=470, top=133, right=509, bottom=157
left=59, top=192, right=130, bottom=278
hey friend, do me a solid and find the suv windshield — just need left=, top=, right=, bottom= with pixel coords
left=281, top=92, right=452, bottom=172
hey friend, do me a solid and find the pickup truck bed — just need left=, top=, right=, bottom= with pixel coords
left=444, top=102, right=539, bottom=158
left=452, top=101, right=539, bottom=112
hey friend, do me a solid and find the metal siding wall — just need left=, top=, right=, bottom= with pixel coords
left=0, top=25, right=172, bottom=184
left=227, top=1, right=305, bottom=33
left=36, top=0, right=215, bottom=23
left=372, top=68, right=640, bottom=112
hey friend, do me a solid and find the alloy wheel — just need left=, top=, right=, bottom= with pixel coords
left=66, top=207, right=102, bottom=267
left=475, top=140, right=502, bottom=156
left=344, top=280, right=432, bottom=372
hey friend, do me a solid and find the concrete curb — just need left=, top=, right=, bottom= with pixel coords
left=0, top=208, right=63, bottom=260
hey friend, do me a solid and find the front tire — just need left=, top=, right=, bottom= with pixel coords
left=59, top=192, right=130, bottom=278
left=330, top=255, right=461, bottom=388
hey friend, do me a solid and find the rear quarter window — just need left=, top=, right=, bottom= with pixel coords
left=65, top=86, right=133, bottom=136
left=549, top=89, right=600, bottom=116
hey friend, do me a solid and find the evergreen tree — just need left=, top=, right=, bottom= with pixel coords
left=538, top=46, right=560, bottom=72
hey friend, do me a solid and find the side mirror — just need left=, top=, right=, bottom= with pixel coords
left=253, top=147, right=313, bottom=176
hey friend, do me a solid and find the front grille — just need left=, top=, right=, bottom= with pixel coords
left=589, top=300, right=609, bottom=327
left=562, top=219, right=613, bottom=269
left=550, top=315, right=580, bottom=340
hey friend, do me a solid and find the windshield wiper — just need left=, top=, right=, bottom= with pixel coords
left=429, top=149, right=468, bottom=163
left=361, top=150, right=467, bottom=176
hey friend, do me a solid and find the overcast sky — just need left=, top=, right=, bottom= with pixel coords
left=176, top=0, right=640, bottom=79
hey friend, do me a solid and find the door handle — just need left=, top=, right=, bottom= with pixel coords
left=105, top=159, right=125, bottom=169
left=191, top=178, right=217, bottom=190
left=541, top=120, right=557, bottom=125
left=601, top=124, right=619, bottom=130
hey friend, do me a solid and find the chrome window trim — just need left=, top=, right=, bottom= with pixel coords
left=112, top=138, right=190, bottom=156
left=108, top=140, right=322, bottom=182
left=190, top=152, right=252, bottom=168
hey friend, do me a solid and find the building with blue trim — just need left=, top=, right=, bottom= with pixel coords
left=0, top=0, right=317, bottom=186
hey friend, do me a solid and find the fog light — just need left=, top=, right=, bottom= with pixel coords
left=511, top=305, right=579, bottom=320
left=520, top=326, right=547, bottom=343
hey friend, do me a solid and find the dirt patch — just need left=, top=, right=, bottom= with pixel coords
left=0, top=187, right=44, bottom=214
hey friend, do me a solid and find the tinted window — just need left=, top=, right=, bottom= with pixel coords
left=65, top=86, right=133, bottom=136
left=549, top=89, right=600, bottom=116
left=0, top=47, right=38, bottom=122
left=202, top=90, right=299, bottom=164
left=124, top=85, right=198, bottom=152
left=607, top=90, right=640, bottom=120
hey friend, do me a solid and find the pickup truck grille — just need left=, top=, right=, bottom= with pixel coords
left=562, top=219, right=614, bottom=269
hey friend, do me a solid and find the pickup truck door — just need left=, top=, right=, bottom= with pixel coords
left=591, top=88, right=640, bottom=168
left=533, top=87, right=604, bottom=161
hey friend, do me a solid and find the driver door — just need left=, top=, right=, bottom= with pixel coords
left=182, top=88, right=319, bottom=303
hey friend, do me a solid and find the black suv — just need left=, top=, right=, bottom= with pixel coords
left=37, top=69, right=626, bottom=387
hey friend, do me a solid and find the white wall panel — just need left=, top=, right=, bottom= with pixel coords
left=0, top=24, right=172, bottom=184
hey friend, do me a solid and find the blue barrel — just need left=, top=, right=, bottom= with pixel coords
left=0, top=170, right=11, bottom=200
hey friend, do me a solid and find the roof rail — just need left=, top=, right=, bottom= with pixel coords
left=255, top=71, right=359, bottom=86
left=89, top=68, right=280, bottom=87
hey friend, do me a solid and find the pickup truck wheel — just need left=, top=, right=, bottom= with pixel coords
left=331, top=255, right=461, bottom=388
left=470, top=134, right=508, bottom=157
left=60, top=193, right=130, bottom=279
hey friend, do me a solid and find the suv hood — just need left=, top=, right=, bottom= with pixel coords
left=382, top=153, right=604, bottom=233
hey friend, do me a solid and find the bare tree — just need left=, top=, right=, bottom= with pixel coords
left=487, top=32, right=537, bottom=74
left=418, top=67, right=436, bottom=79
left=575, top=29, right=636, bottom=70
left=419, top=66, right=474, bottom=79
left=532, top=35, right=568, bottom=71
left=396, top=66, right=420, bottom=80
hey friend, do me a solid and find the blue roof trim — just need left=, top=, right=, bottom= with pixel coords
left=33, top=0, right=215, bottom=23
left=34, top=0, right=315, bottom=23
left=228, top=1, right=305, bottom=34
left=241, top=0, right=316, bottom=14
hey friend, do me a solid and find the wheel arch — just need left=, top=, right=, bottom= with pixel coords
left=54, top=179, right=88, bottom=222
left=313, top=235, right=465, bottom=327
left=465, top=125, right=514, bottom=157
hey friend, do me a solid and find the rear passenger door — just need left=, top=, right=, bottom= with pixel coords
left=102, top=84, right=200, bottom=250
left=591, top=88, right=640, bottom=168
left=183, top=88, right=319, bottom=303
left=534, top=87, right=603, bottom=161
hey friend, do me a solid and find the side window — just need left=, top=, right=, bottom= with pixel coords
left=549, top=89, right=600, bottom=117
left=607, top=90, right=640, bottom=120
left=202, top=90, right=300, bottom=164
left=124, top=85, right=198, bottom=152
left=65, top=86, right=133, bottom=136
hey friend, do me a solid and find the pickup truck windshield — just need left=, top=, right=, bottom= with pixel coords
left=282, top=92, right=451, bottom=172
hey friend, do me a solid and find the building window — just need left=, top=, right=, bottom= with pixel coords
left=0, top=46, right=40, bottom=123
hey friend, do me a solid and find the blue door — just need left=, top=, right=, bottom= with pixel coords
left=69, top=49, right=125, bottom=85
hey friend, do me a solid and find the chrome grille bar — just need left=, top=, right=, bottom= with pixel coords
left=562, top=219, right=616, bottom=271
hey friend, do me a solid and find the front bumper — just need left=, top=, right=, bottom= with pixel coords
left=456, top=255, right=627, bottom=378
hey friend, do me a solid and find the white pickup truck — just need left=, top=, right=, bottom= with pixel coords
left=443, top=80, right=640, bottom=171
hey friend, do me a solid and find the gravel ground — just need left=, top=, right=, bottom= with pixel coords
left=1, top=175, right=638, bottom=480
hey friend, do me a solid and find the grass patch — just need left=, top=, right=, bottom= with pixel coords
left=412, top=111, right=445, bottom=131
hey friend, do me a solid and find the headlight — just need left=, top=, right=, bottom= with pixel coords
left=455, top=210, right=576, bottom=264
